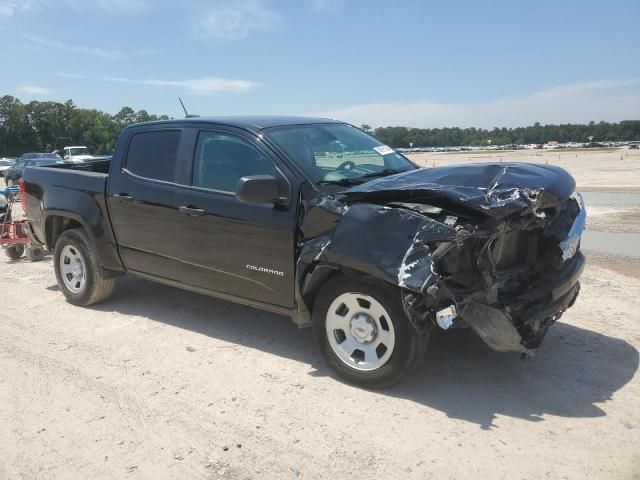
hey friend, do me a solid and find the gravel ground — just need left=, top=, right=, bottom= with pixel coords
left=1, top=251, right=639, bottom=479
left=2, top=150, right=639, bottom=479
left=407, top=148, right=640, bottom=192
left=587, top=205, right=640, bottom=233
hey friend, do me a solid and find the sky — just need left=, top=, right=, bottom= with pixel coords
left=1, top=0, right=639, bottom=128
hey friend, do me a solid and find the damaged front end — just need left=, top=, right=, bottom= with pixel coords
left=298, top=163, right=586, bottom=355
left=402, top=191, right=585, bottom=354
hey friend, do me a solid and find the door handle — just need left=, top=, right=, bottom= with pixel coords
left=114, top=193, right=133, bottom=201
left=179, top=206, right=205, bottom=217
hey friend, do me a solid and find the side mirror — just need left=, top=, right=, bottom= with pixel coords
left=236, top=175, right=280, bottom=205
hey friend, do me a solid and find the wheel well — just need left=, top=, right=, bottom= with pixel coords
left=302, top=264, right=397, bottom=313
left=301, top=266, right=339, bottom=311
left=45, top=216, right=84, bottom=249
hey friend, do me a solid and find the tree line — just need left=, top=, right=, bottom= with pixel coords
left=0, top=95, right=169, bottom=157
left=1, top=95, right=639, bottom=156
left=367, top=121, right=640, bottom=148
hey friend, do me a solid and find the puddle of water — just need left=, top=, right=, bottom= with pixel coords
left=581, top=192, right=640, bottom=206
left=581, top=231, right=640, bottom=257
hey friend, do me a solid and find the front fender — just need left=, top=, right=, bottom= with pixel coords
left=297, top=203, right=457, bottom=306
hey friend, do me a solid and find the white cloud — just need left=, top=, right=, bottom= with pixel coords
left=85, top=0, right=145, bottom=12
left=0, top=0, right=145, bottom=16
left=19, top=85, right=49, bottom=94
left=312, top=80, right=640, bottom=128
left=58, top=72, right=258, bottom=94
left=311, top=0, right=345, bottom=14
left=0, top=0, right=39, bottom=16
left=23, top=34, right=152, bottom=60
left=196, top=0, right=281, bottom=40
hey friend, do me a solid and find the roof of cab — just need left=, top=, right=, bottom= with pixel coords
left=126, top=115, right=343, bottom=132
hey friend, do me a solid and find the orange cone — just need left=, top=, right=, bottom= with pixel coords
left=620, top=155, right=624, bottom=160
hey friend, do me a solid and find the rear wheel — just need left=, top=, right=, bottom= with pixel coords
left=313, top=276, right=429, bottom=388
left=5, top=245, right=24, bottom=260
left=54, top=228, right=115, bottom=306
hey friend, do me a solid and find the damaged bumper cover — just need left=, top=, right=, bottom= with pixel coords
left=460, top=251, right=584, bottom=354
left=298, top=163, right=586, bottom=354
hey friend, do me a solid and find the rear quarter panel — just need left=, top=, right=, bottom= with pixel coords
left=23, top=166, right=124, bottom=272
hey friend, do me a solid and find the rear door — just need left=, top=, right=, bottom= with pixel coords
left=173, top=127, right=297, bottom=308
left=107, top=127, right=188, bottom=279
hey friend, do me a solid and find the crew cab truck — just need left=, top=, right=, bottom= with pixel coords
left=22, top=117, right=586, bottom=387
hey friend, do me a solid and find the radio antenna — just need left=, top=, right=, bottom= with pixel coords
left=178, top=97, right=199, bottom=118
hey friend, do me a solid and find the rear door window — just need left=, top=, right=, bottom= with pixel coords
left=125, top=130, right=181, bottom=182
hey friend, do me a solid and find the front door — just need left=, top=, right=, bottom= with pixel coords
left=173, top=129, right=297, bottom=308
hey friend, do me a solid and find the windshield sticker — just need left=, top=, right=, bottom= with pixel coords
left=373, top=145, right=395, bottom=156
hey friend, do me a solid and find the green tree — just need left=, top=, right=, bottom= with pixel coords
left=1, top=97, right=638, bottom=156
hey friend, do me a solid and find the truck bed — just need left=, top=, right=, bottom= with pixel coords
left=40, top=159, right=112, bottom=175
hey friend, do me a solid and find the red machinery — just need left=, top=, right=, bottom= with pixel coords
left=0, top=183, right=45, bottom=261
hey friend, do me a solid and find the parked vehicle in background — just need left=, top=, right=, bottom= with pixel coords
left=61, top=146, right=96, bottom=163
left=0, top=158, right=16, bottom=177
left=22, top=116, right=586, bottom=387
left=4, top=153, right=61, bottom=186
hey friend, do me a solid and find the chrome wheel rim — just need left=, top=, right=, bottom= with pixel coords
left=59, top=245, right=86, bottom=293
left=326, top=292, right=396, bottom=371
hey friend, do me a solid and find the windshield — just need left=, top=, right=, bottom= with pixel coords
left=265, top=123, right=415, bottom=185
left=69, top=147, right=89, bottom=156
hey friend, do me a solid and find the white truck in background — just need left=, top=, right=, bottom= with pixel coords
left=60, top=146, right=95, bottom=163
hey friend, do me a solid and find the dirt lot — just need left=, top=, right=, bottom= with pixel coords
left=1, top=151, right=639, bottom=479
left=408, top=147, right=640, bottom=192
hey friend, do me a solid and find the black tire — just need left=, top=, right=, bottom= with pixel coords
left=26, top=245, right=45, bottom=262
left=312, top=275, right=430, bottom=388
left=5, top=245, right=24, bottom=260
left=53, top=228, right=115, bottom=306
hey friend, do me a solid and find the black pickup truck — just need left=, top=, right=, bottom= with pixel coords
left=22, top=117, right=586, bottom=387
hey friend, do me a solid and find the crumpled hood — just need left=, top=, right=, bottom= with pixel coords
left=341, top=163, right=576, bottom=219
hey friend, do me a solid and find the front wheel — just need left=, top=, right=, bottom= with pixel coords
left=313, top=276, right=430, bottom=388
left=54, top=228, right=115, bottom=306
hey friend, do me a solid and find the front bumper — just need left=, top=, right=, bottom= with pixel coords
left=435, top=193, right=586, bottom=353
left=459, top=192, right=586, bottom=353
left=460, top=251, right=584, bottom=354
